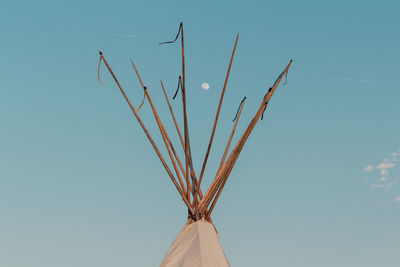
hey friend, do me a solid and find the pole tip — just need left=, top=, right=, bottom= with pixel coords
left=98, top=50, right=103, bottom=55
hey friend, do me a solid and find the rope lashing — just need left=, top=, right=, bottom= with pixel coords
left=283, top=68, right=289, bottom=85
left=173, top=76, right=182, bottom=100
left=97, top=51, right=104, bottom=86
left=272, top=66, right=290, bottom=88
left=159, top=22, right=183, bottom=45
left=279, top=59, right=292, bottom=86
left=136, top=90, right=147, bottom=112
left=232, top=97, right=246, bottom=122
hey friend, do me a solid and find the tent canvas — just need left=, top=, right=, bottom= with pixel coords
left=160, top=220, right=229, bottom=267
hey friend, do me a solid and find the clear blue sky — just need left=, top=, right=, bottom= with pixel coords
left=1, top=0, right=399, bottom=266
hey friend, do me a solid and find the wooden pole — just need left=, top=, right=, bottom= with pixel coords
left=217, top=97, right=246, bottom=173
left=200, top=59, right=293, bottom=213
left=129, top=59, right=188, bottom=197
left=99, top=51, right=194, bottom=215
left=194, top=34, right=239, bottom=205
left=159, top=22, right=197, bottom=217
left=180, top=23, right=191, bottom=206
left=160, top=80, right=185, bottom=148
left=207, top=97, right=246, bottom=217
left=161, top=81, right=203, bottom=199
left=144, top=86, right=188, bottom=197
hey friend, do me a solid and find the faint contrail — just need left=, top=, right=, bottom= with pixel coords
left=328, top=76, right=374, bottom=83
left=90, top=32, right=143, bottom=38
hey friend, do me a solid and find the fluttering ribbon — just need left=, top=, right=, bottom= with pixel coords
left=159, top=22, right=183, bottom=45
left=136, top=91, right=147, bottom=112
left=97, top=51, right=104, bottom=86
left=173, top=76, right=182, bottom=100
left=233, top=97, right=246, bottom=122
left=261, top=65, right=291, bottom=120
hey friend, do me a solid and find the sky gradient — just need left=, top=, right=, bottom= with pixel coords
left=1, top=0, right=400, bottom=266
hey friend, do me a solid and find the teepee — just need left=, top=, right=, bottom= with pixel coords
left=97, top=22, right=292, bottom=267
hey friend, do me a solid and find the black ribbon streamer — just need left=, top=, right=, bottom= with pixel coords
left=261, top=66, right=291, bottom=120
left=261, top=101, right=269, bottom=120
left=232, top=97, right=246, bottom=122
left=173, top=76, right=182, bottom=99
left=159, top=22, right=183, bottom=45
left=261, top=88, right=272, bottom=120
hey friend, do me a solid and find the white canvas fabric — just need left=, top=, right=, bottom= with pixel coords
left=160, top=220, right=230, bottom=267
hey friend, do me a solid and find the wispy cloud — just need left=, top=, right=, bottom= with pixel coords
left=380, top=169, right=388, bottom=176
left=376, top=162, right=396, bottom=170
left=363, top=149, right=400, bottom=202
left=395, top=196, right=400, bottom=202
left=89, top=32, right=143, bottom=38
left=378, top=176, right=387, bottom=182
left=364, top=165, right=374, bottom=172
left=328, top=76, right=374, bottom=83
left=371, top=180, right=397, bottom=191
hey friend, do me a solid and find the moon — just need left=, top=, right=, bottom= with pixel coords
left=201, top=83, right=210, bottom=90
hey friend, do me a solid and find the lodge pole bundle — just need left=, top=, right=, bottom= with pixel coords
left=97, top=22, right=292, bottom=267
